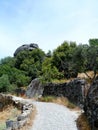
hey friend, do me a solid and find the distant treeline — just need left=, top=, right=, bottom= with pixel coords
left=0, top=38, right=98, bottom=92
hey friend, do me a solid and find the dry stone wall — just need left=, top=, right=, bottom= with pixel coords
left=26, top=78, right=88, bottom=107
left=0, top=94, right=33, bottom=130
left=43, top=78, right=87, bottom=107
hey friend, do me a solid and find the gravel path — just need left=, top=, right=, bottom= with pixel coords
left=31, top=102, right=80, bottom=130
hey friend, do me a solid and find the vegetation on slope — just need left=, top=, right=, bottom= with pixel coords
left=0, top=38, right=98, bottom=92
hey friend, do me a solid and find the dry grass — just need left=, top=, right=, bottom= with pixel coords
left=78, top=71, right=94, bottom=79
left=0, top=105, right=21, bottom=130
left=38, top=96, right=77, bottom=109
left=0, top=103, right=37, bottom=130
left=0, top=105, right=21, bottom=122
left=77, top=113, right=91, bottom=130
left=52, top=78, right=74, bottom=83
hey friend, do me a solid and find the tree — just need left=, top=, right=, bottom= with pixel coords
left=89, top=38, right=98, bottom=46
left=52, top=41, right=77, bottom=78
left=15, top=48, right=45, bottom=79
left=46, top=50, right=52, bottom=57
left=73, top=42, right=98, bottom=81
left=85, top=45, right=98, bottom=80
left=40, top=57, right=64, bottom=83
left=0, top=56, right=15, bottom=67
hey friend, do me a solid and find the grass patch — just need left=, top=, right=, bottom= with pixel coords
left=38, top=96, right=77, bottom=109
left=0, top=122, right=6, bottom=130
left=0, top=105, right=21, bottom=130
left=77, top=113, right=91, bottom=130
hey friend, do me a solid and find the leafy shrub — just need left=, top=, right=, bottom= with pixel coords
left=0, top=74, right=10, bottom=92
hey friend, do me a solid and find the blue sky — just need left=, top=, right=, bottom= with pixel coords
left=0, top=0, right=98, bottom=59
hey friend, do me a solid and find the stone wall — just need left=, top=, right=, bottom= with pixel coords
left=0, top=94, right=13, bottom=111
left=26, top=78, right=88, bottom=107
left=43, top=78, right=87, bottom=107
left=0, top=94, right=33, bottom=130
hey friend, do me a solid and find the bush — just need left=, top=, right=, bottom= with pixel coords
left=0, top=74, right=10, bottom=92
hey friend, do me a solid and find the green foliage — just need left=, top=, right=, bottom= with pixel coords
left=89, top=38, right=98, bottom=46
left=52, top=41, right=77, bottom=78
left=0, top=74, right=10, bottom=92
left=15, top=74, right=30, bottom=87
left=40, top=57, right=64, bottom=83
left=0, top=57, right=31, bottom=89
left=46, top=50, right=52, bottom=57
left=15, top=49, right=45, bottom=79
left=0, top=56, right=15, bottom=67
left=73, top=44, right=88, bottom=72
left=39, top=96, right=56, bottom=102
left=1, top=39, right=98, bottom=92
left=0, top=122, right=6, bottom=130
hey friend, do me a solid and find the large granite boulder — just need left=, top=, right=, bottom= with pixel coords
left=26, top=78, right=44, bottom=98
left=14, top=43, right=39, bottom=56
left=84, top=80, right=98, bottom=130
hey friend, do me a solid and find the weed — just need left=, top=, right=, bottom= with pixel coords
left=77, top=113, right=91, bottom=130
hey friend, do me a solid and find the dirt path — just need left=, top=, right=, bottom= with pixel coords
left=31, top=102, right=81, bottom=130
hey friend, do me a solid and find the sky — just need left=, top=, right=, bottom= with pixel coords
left=0, top=0, right=98, bottom=59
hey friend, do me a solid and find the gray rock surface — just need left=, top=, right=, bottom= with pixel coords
left=14, top=43, right=39, bottom=56
left=26, top=78, right=44, bottom=98
left=84, top=80, right=98, bottom=130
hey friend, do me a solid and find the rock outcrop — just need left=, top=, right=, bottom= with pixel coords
left=26, top=78, right=44, bottom=98
left=26, top=78, right=88, bottom=107
left=84, top=80, right=98, bottom=130
left=14, top=43, right=39, bottom=56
